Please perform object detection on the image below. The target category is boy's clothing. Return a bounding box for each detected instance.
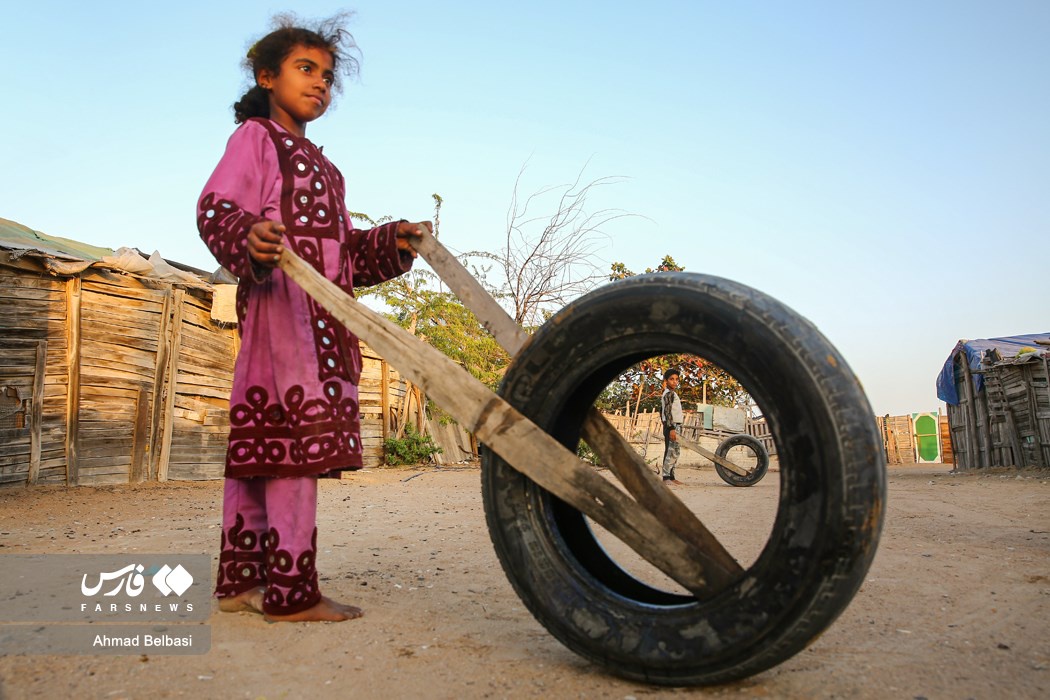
[661,387,684,480]
[661,387,684,426]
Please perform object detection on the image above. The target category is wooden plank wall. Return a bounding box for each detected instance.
[982,357,1049,468]
[75,276,168,485]
[359,345,409,468]
[0,343,36,484]
[1,263,428,483]
[164,292,238,480]
[939,414,954,464]
[947,352,1048,470]
[0,271,68,485]
[876,415,918,465]
[946,355,989,470]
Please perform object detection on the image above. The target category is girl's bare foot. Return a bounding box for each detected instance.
[264,596,363,623]
[217,586,265,614]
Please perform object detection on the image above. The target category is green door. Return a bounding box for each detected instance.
[912,413,941,463]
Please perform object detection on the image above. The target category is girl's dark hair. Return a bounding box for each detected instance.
[233,12,360,124]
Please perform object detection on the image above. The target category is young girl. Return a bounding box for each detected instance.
[198,15,430,622]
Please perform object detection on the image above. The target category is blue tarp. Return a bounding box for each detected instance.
[936,332,1050,406]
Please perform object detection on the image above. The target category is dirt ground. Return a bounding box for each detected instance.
[0,460,1048,700]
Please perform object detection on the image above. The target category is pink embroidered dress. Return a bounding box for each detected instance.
[198,117,412,479]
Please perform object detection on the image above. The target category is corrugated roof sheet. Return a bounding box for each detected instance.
[0,217,114,261]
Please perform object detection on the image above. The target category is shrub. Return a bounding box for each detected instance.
[577,440,601,467]
[383,424,443,466]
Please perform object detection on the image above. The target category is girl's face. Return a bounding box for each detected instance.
[258,44,335,137]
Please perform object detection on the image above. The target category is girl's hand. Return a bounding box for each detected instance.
[248,220,286,267]
[395,221,433,258]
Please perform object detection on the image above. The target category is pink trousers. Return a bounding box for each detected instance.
[215,476,322,615]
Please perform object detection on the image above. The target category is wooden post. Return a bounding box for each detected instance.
[129,387,150,482]
[148,290,175,479]
[380,359,390,441]
[1042,354,1050,467]
[960,357,981,469]
[394,381,411,440]
[630,382,645,439]
[156,289,185,482]
[1024,364,1044,468]
[26,340,46,484]
[415,386,425,432]
[64,277,82,486]
[640,414,652,462]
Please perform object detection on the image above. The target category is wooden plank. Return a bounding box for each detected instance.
[80,344,160,374]
[157,289,185,481]
[65,277,81,485]
[147,290,174,480]
[71,427,136,442]
[0,442,31,460]
[165,464,224,481]
[676,434,750,476]
[172,381,232,400]
[0,294,61,310]
[0,347,42,363]
[167,446,229,461]
[0,274,65,292]
[129,387,150,482]
[279,245,741,595]
[0,286,63,301]
[74,384,142,400]
[175,358,235,379]
[27,340,46,484]
[76,455,132,470]
[178,334,236,362]
[77,473,131,486]
[410,228,528,354]
[408,228,741,581]
[171,432,229,447]
[77,316,162,347]
[77,445,135,462]
[79,304,163,329]
[0,304,65,321]
[82,280,168,304]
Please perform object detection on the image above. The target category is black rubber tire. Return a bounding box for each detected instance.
[480,272,885,686]
[713,434,770,487]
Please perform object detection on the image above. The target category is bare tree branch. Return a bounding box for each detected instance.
[464,163,639,327]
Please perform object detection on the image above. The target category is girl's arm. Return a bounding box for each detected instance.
[197,122,282,280]
[347,220,429,288]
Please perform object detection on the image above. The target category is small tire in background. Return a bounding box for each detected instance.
[713,433,769,486]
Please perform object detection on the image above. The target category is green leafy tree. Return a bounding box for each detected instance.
[355,195,511,391]
[598,256,749,412]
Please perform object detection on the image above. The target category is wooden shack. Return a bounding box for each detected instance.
[0,218,432,487]
[876,412,952,465]
[937,334,1050,469]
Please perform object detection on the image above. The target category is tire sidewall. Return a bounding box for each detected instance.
[482,273,885,684]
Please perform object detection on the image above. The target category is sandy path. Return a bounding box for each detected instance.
[0,463,1047,699]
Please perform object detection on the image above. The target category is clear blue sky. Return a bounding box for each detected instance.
[2,1,1047,417]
